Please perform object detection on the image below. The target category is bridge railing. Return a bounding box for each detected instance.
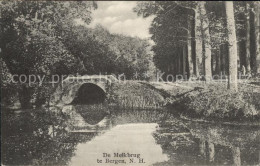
[62,75,119,85]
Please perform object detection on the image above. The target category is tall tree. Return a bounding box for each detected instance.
[198,1,212,80]
[254,2,260,74]
[245,3,251,74]
[134,2,200,79]
[225,1,238,91]
[195,6,203,77]
[187,18,194,77]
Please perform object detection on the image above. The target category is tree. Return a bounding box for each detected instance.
[187,18,194,77]
[195,6,203,77]
[134,2,215,80]
[225,1,238,91]
[134,2,190,78]
[198,2,212,80]
[254,2,260,74]
[0,1,97,108]
[245,3,251,74]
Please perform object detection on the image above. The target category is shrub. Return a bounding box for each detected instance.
[168,83,260,121]
[109,81,164,109]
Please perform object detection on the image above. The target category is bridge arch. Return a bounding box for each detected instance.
[72,83,106,104]
[50,75,117,106]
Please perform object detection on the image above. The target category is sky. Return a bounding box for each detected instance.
[87,1,154,39]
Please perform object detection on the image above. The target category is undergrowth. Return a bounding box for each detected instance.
[166,82,260,122]
[108,81,164,109]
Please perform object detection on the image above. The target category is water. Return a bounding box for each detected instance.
[2,105,260,166]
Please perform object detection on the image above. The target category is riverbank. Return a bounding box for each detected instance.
[109,81,165,109]
[3,79,260,124]
[145,81,260,124]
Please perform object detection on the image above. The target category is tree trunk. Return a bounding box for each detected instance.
[225,42,230,76]
[245,3,251,74]
[188,46,194,78]
[198,2,212,81]
[199,140,206,156]
[216,49,221,75]
[178,48,182,74]
[212,52,215,75]
[220,44,225,76]
[208,142,215,162]
[225,1,238,91]
[195,7,203,77]
[174,55,177,76]
[254,2,260,74]
[232,146,241,166]
[237,42,242,71]
[183,45,187,77]
[191,13,198,78]
[188,20,194,78]
[238,41,244,72]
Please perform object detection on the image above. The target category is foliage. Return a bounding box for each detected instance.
[61,25,118,75]
[167,83,260,121]
[109,81,164,109]
[60,24,155,78]
[0,1,155,108]
[0,1,97,108]
[0,1,96,75]
[134,1,259,78]
[90,25,156,79]
[0,57,19,106]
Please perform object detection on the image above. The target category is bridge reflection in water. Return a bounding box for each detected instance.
[2,105,260,166]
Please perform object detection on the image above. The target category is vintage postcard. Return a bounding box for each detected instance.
[1,1,260,166]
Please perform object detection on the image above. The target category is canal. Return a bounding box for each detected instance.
[1,105,259,165]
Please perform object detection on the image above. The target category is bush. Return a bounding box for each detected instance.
[168,83,260,121]
[109,81,164,109]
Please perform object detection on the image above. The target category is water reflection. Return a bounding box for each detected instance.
[1,108,78,165]
[69,123,168,166]
[153,119,260,166]
[62,105,111,132]
[1,106,260,166]
[184,121,260,165]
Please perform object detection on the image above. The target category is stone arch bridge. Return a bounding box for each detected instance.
[50,75,118,106]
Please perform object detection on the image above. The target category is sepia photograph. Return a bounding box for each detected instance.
[0,1,260,165]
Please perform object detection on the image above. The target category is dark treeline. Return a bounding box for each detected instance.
[134,1,260,85]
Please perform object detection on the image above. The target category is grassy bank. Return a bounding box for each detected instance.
[162,82,260,123]
[108,81,165,109]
